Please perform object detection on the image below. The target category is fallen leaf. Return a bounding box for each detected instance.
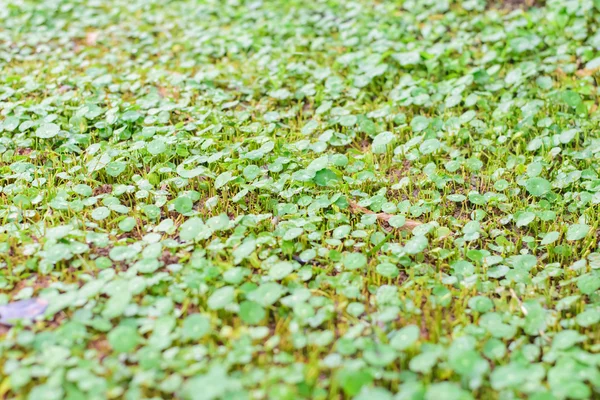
[86,31,100,46]
[575,69,599,77]
[348,200,421,231]
[0,298,49,326]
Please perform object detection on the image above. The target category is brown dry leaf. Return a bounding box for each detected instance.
[575,68,599,77]
[555,67,566,80]
[88,337,111,360]
[86,31,99,46]
[348,200,421,231]
[158,86,169,98]
[15,148,32,156]
[93,184,112,196]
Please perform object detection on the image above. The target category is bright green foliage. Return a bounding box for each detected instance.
[1,0,600,399]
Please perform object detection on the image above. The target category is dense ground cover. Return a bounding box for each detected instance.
[1,0,600,398]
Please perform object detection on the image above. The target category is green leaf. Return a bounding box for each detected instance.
[313,168,339,186]
[337,369,373,397]
[404,235,428,255]
[147,139,166,155]
[247,282,283,306]
[541,231,559,245]
[181,365,240,400]
[425,383,473,400]
[525,177,551,196]
[243,165,261,180]
[214,171,234,189]
[452,260,475,276]
[239,301,265,324]
[182,314,211,340]
[419,139,440,155]
[283,227,303,241]
[372,131,395,153]
[575,309,600,327]
[105,161,127,177]
[409,351,439,373]
[179,217,205,241]
[376,262,399,278]
[563,90,582,108]
[390,325,420,351]
[388,215,406,228]
[468,296,494,313]
[523,301,547,336]
[515,211,535,227]
[207,286,235,310]
[586,57,600,70]
[174,196,193,214]
[342,252,367,270]
[91,206,110,221]
[411,116,429,132]
[491,364,526,390]
[551,330,585,351]
[108,325,140,353]
[566,224,589,241]
[355,387,393,400]
[269,261,293,280]
[36,123,60,138]
[577,273,600,295]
